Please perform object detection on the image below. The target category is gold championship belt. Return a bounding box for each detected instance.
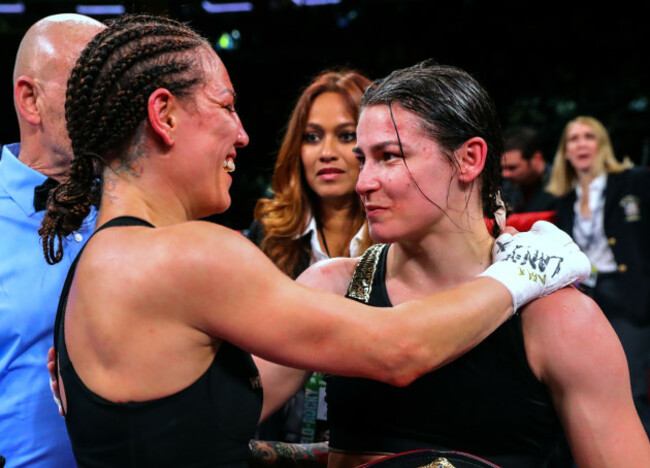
[359,449,501,468]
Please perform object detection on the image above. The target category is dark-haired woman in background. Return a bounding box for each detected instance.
[41,15,590,467]
[248,70,372,277]
[247,70,372,444]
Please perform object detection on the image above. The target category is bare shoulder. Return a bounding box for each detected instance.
[156,220,281,285]
[521,287,625,383]
[296,257,359,296]
[146,220,264,270]
[521,286,604,334]
[80,219,273,308]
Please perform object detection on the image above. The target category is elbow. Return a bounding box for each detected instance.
[384,371,418,388]
[378,339,443,387]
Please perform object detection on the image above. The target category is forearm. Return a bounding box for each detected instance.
[248,440,329,468]
[254,356,309,421]
[249,276,513,388]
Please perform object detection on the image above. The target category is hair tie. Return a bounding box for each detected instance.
[494,191,506,232]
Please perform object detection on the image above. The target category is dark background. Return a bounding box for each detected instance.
[1,0,648,229]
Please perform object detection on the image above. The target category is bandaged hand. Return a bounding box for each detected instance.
[479,221,590,312]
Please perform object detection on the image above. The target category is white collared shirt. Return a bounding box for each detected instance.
[300,215,366,265]
[572,174,617,272]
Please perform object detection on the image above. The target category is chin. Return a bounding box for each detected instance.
[368,226,399,244]
[197,198,231,219]
[215,198,232,214]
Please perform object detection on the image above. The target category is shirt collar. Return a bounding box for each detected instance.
[575,173,607,198]
[0,143,47,217]
[299,213,367,261]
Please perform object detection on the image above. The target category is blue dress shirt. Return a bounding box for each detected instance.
[0,143,96,467]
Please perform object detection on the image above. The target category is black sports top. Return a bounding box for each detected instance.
[326,244,562,468]
[54,216,263,467]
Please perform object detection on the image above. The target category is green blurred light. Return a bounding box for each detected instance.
[217,32,234,50]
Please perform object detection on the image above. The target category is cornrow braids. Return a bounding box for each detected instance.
[40,14,209,264]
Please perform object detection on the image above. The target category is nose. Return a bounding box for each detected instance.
[355,161,379,197]
[234,113,249,148]
[319,136,339,162]
[501,167,510,179]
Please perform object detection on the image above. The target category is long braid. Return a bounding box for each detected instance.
[39,14,208,264]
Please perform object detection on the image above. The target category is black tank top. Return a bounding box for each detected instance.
[54,216,263,467]
[326,244,562,468]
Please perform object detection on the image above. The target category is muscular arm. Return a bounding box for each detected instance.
[523,288,650,467]
[173,222,514,387]
[145,220,517,388]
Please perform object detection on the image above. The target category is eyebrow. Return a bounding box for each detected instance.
[353,140,401,155]
[219,88,237,101]
[305,122,356,131]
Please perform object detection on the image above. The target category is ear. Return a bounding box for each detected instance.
[147,88,177,146]
[456,136,487,183]
[528,151,546,174]
[14,76,41,125]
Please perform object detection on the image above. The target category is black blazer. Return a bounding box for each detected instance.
[555,168,650,325]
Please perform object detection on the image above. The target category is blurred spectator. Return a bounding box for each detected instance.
[501,126,557,213]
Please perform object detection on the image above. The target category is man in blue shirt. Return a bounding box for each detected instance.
[0,14,104,467]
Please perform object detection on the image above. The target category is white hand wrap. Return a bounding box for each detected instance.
[479,221,591,312]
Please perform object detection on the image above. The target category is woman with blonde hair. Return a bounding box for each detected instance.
[548,115,650,438]
[546,116,630,197]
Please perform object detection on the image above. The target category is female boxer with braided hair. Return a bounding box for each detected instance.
[40,15,589,467]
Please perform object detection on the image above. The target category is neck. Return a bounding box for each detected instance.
[315,196,362,258]
[388,211,494,299]
[96,164,191,228]
[576,169,597,187]
[17,138,70,183]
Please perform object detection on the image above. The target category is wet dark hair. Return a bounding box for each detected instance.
[39,14,209,264]
[361,59,504,236]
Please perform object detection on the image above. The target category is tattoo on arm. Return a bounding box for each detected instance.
[248,440,329,468]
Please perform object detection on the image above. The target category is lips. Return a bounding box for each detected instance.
[363,203,386,216]
[317,167,344,176]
